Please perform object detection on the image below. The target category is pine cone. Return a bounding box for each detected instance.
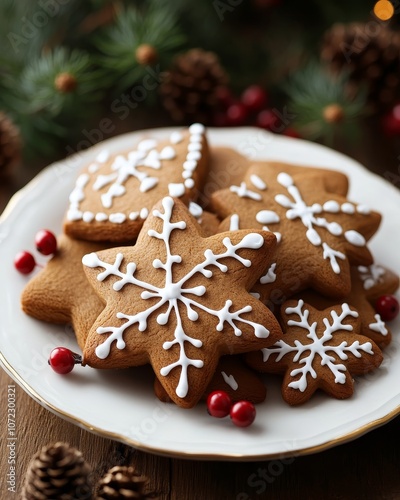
[160,48,228,124]
[0,111,21,178]
[321,23,400,110]
[22,442,92,500]
[96,465,158,500]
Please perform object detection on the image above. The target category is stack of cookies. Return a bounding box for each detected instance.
[21,125,399,409]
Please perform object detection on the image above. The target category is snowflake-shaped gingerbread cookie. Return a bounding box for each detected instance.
[212,165,381,301]
[64,124,209,242]
[82,196,282,408]
[246,299,383,405]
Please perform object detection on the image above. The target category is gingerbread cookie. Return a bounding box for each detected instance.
[246,299,383,405]
[64,124,209,242]
[82,196,282,408]
[212,165,381,301]
[294,264,399,348]
[154,355,267,404]
[21,235,110,350]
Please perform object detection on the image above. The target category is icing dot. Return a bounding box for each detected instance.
[140,208,149,219]
[96,150,110,163]
[323,200,340,213]
[277,172,293,188]
[256,210,280,225]
[95,213,108,222]
[189,123,205,134]
[170,131,183,144]
[109,213,126,224]
[129,212,139,220]
[345,230,365,246]
[182,170,192,179]
[190,134,203,143]
[184,178,195,188]
[229,214,240,231]
[183,160,197,171]
[160,146,176,160]
[250,174,267,190]
[88,163,99,173]
[357,204,371,214]
[187,150,202,161]
[188,142,202,152]
[66,209,82,221]
[137,139,158,152]
[83,211,95,223]
[168,183,186,197]
[189,202,203,218]
[341,202,355,214]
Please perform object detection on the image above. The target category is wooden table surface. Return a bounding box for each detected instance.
[1,131,400,500]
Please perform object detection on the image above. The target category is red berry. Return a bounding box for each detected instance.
[226,102,248,126]
[215,86,235,109]
[375,295,399,321]
[14,251,36,274]
[207,390,232,418]
[382,104,400,136]
[241,85,268,111]
[35,229,57,255]
[256,109,280,132]
[48,347,81,374]
[283,127,301,139]
[230,400,256,427]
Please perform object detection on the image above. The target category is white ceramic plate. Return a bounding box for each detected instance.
[1,128,399,461]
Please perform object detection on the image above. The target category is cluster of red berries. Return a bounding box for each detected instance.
[48,347,82,374]
[212,84,300,138]
[14,229,58,274]
[206,390,256,427]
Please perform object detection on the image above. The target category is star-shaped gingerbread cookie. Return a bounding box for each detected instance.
[246,299,383,405]
[82,196,282,408]
[212,165,381,301]
[64,124,209,242]
[21,235,112,350]
[294,264,399,348]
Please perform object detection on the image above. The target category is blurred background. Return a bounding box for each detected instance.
[1,0,400,207]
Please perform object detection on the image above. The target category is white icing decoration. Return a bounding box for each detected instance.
[137,139,158,152]
[82,197,269,399]
[369,314,388,336]
[250,292,260,299]
[88,163,99,173]
[230,183,262,201]
[357,204,370,214]
[183,160,197,171]
[129,212,139,221]
[250,174,267,191]
[323,200,340,213]
[261,300,373,392]
[221,371,239,390]
[160,146,176,160]
[140,208,148,219]
[189,123,205,134]
[69,174,89,204]
[189,202,203,219]
[358,264,385,290]
[83,211,95,223]
[273,172,370,273]
[344,230,365,246]
[170,131,183,144]
[260,263,277,284]
[229,214,240,231]
[96,150,110,163]
[109,213,126,224]
[140,177,158,193]
[182,171,192,179]
[256,210,280,225]
[187,150,201,161]
[168,183,186,197]
[184,179,195,188]
[95,213,108,222]
[341,202,355,214]
[190,134,203,143]
[188,142,202,152]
